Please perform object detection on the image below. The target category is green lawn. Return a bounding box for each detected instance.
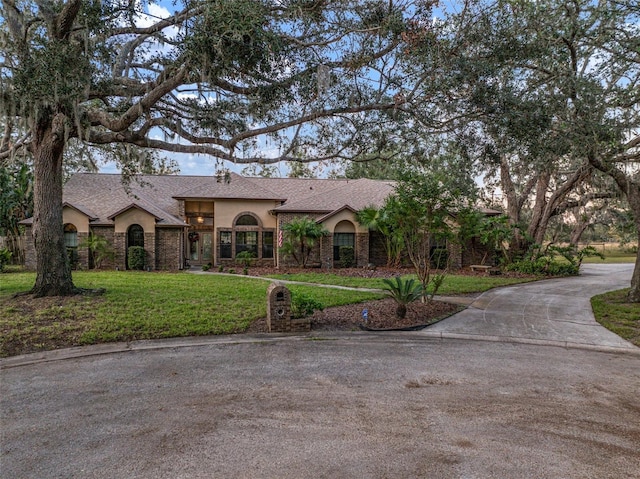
[0,271,381,357]
[591,289,640,347]
[265,272,535,295]
[581,245,637,263]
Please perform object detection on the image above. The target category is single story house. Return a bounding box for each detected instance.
[21,172,498,271]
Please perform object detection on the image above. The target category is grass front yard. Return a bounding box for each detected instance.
[591,289,640,347]
[0,271,382,357]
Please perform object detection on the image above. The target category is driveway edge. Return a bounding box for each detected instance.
[2,330,639,369]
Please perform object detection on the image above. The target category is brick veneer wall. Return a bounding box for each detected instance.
[355,233,369,267]
[368,231,387,266]
[76,232,89,268]
[459,238,495,267]
[156,228,182,270]
[113,232,127,270]
[23,227,35,270]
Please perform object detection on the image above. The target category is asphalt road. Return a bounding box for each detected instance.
[2,336,639,479]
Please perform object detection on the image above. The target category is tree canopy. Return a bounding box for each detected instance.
[0,0,418,296]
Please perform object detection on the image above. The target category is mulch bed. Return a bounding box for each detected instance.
[246,297,464,333]
[245,266,479,332]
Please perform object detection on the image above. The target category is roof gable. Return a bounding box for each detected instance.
[107,203,162,221]
[315,205,358,224]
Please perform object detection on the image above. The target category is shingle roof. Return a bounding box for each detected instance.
[173,172,285,200]
[271,178,396,213]
[59,174,396,227]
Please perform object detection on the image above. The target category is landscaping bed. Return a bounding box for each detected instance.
[247,296,464,333]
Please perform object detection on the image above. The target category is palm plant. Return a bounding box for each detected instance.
[381,276,423,319]
[356,202,404,267]
[80,233,115,269]
[281,217,328,268]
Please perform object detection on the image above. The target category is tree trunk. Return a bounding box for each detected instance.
[588,154,640,302]
[629,230,640,303]
[30,114,77,297]
[569,222,589,247]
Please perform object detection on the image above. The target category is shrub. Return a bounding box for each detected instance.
[202,263,211,271]
[236,250,255,268]
[339,246,355,268]
[218,265,225,272]
[382,276,423,319]
[505,245,604,277]
[0,248,12,272]
[291,292,324,319]
[127,246,145,270]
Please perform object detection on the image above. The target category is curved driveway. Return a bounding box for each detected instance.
[1,264,639,478]
[427,263,637,351]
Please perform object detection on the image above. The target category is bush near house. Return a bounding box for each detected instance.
[339,246,355,268]
[127,246,145,270]
[0,248,12,272]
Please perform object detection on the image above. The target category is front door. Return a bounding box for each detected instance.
[189,232,212,265]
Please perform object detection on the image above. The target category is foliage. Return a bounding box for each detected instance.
[127,246,145,271]
[79,234,115,269]
[0,248,12,272]
[202,264,211,271]
[388,153,477,300]
[0,0,415,296]
[281,217,328,268]
[430,248,448,270]
[356,201,404,267]
[291,292,325,319]
[382,276,423,318]
[504,245,604,277]
[458,212,514,265]
[235,251,255,268]
[0,163,33,264]
[339,246,355,268]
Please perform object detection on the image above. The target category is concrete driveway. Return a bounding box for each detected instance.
[427,263,637,351]
[1,264,639,478]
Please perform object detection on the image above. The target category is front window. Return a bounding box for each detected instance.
[262,231,274,259]
[63,224,78,248]
[333,233,355,260]
[64,224,78,267]
[236,231,258,256]
[128,224,144,248]
[220,231,232,258]
[236,214,258,226]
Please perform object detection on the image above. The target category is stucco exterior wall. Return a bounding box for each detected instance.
[62,208,90,233]
[321,211,367,234]
[113,209,156,233]
[214,200,278,228]
[156,228,183,270]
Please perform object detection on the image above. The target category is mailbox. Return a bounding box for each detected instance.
[266,283,292,332]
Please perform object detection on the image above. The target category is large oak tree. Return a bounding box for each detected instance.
[402,0,640,301]
[0,0,414,296]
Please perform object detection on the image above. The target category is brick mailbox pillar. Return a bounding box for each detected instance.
[266,283,310,333]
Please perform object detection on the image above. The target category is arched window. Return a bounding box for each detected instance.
[63,224,78,248]
[333,220,355,264]
[236,214,258,226]
[64,224,78,267]
[219,213,274,261]
[127,224,144,248]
